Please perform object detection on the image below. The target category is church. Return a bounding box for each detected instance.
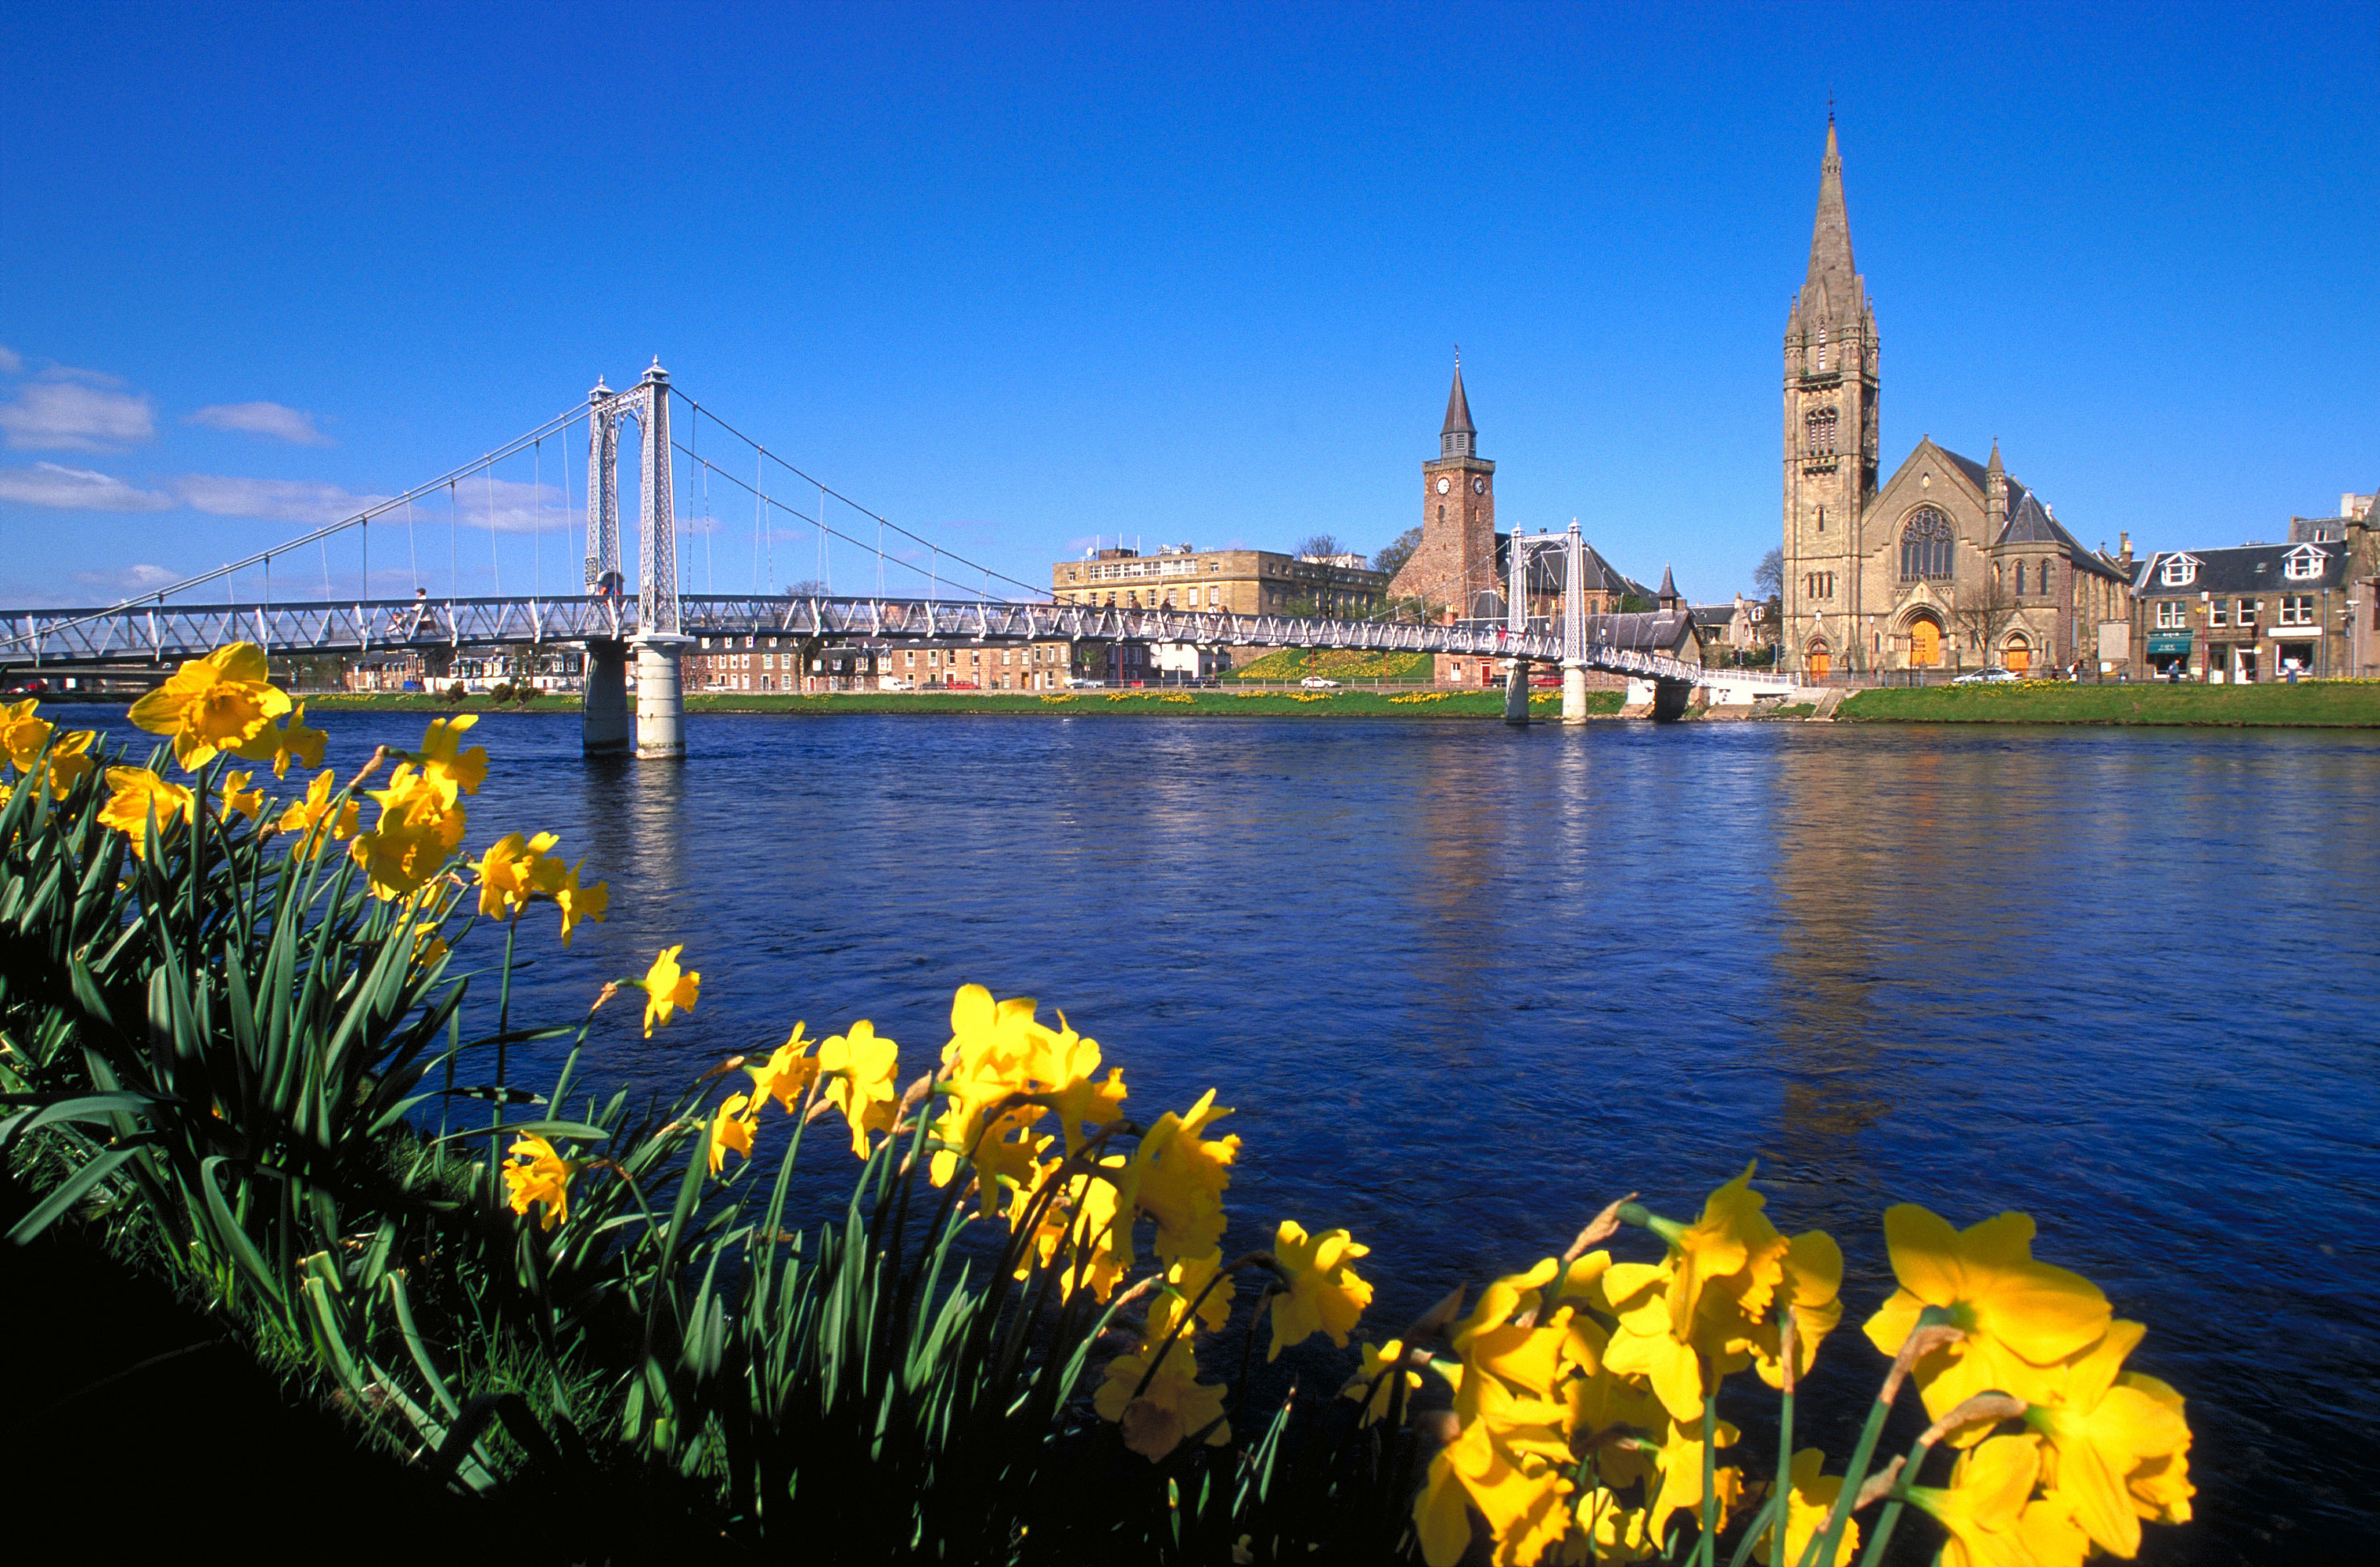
[1780,121,2133,678]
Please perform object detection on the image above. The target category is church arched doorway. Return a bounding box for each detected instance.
[2003,634,2032,674]
[1804,639,1831,680]
[1907,615,1943,668]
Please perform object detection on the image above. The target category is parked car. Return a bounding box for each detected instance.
[1952,666,2020,685]
[1300,675,1341,689]
[1066,677,1105,689]
[946,680,979,691]
[879,677,915,691]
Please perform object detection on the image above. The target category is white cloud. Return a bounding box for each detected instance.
[71,563,180,595]
[187,401,331,445]
[0,345,21,374]
[0,381,156,450]
[0,461,172,511]
[448,476,568,533]
[172,474,389,526]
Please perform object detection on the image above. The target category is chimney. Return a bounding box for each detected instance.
[2118,531,2133,566]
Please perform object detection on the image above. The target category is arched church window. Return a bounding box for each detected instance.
[1900,509,1955,581]
[2016,560,2026,595]
[1805,407,1838,457]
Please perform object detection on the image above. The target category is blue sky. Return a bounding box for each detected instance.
[2,2,2373,607]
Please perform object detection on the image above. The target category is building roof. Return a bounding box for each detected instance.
[1442,360,1475,436]
[1993,486,2131,581]
[1688,603,1739,628]
[2135,542,2352,596]
[1790,120,1867,330]
[1585,609,1701,658]
[1940,446,1993,494]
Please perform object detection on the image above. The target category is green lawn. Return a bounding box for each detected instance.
[1836,680,2380,727]
[1220,646,1435,683]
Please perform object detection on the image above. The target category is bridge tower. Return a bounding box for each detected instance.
[581,360,691,759]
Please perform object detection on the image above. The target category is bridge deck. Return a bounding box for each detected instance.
[0,594,1783,691]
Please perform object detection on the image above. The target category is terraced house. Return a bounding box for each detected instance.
[2131,541,2356,682]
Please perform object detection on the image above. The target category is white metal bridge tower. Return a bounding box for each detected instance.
[581,360,689,758]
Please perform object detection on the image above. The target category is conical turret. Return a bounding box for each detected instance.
[1440,353,1476,458]
[1790,120,1867,334]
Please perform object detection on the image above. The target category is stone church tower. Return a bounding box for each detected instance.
[1389,356,1497,616]
[1780,119,1880,676]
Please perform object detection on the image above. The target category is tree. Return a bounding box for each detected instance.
[1754,547,1784,599]
[1294,534,1343,561]
[783,581,830,690]
[1373,526,1422,581]
[1952,560,2022,670]
[1293,534,1351,620]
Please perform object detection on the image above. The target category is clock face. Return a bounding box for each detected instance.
[1473,477,1487,495]
[1435,476,1450,494]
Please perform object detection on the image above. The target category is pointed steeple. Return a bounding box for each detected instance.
[1439,351,1477,458]
[1792,119,1864,330]
[1658,564,1680,611]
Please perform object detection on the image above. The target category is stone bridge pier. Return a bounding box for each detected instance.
[583,639,631,756]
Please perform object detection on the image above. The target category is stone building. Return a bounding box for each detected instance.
[1051,544,1386,619]
[1778,121,2133,678]
[1387,357,1498,617]
[2130,541,2355,681]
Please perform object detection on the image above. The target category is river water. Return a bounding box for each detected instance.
[79,706,2380,1560]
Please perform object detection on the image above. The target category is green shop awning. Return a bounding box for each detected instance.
[2145,632,2193,655]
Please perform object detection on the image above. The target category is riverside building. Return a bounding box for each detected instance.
[2130,542,2356,682]
[1051,544,1388,619]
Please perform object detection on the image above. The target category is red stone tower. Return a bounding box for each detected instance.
[1390,355,1498,618]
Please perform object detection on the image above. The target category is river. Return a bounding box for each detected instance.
[77,706,2380,1561]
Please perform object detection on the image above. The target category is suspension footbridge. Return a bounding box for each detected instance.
[0,364,1789,751]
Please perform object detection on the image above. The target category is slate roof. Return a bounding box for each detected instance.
[1442,364,1475,436]
[2136,543,2352,597]
[1583,609,1700,658]
[1689,603,1740,628]
[1940,447,1993,494]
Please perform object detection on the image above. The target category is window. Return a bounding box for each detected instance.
[2237,598,2259,628]
[2278,594,2315,627]
[1805,407,1838,458]
[2016,561,2026,595]
[2284,546,2326,581]
[2155,601,2185,629]
[1802,572,1834,600]
[2209,600,2227,627]
[2160,556,2197,587]
[1900,509,1955,581]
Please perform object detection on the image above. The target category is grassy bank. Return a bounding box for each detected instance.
[1220,647,1434,683]
[298,688,1629,718]
[1837,679,2380,727]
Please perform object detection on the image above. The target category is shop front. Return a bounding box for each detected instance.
[2144,631,2191,679]
[2271,633,2319,678]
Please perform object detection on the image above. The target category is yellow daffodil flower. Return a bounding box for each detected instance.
[2024,1320,2193,1557]
[1267,1220,1373,1360]
[553,858,607,947]
[638,945,700,1037]
[1012,1153,1128,1301]
[501,1134,579,1229]
[275,768,359,858]
[2114,1372,2193,1526]
[127,642,292,770]
[2013,1492,2093,1567]
[1756,1448,1858,1567]
[234,701,327,777]
[2,705,98,798]
[1413,1384,1575,1567]
[1573,1487,1660,1564]
[1339,1339,1423,1427]
[745,1023,820,1113]
[1863,1206,2112,1430]
[1113,1088,1239,1265]
[1092,1335,1230,1461]
[708,1091,760,1176]
[1156,1248,1238,1339]
[0,699,48,769]
[1641,1411,1743,1547]
[473,830,565,918]
[219,769,265,823]
[1905,1434,2045,1567]
[97,767,197,859]
[818,1019,899,1158]
[416,713,488,796]
[347,763,467,900]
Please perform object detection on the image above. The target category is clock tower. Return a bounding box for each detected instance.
[1390,354,1498,617]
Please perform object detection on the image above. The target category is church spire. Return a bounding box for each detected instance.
[1440,351,1476,458]
[1793,120,1864,329]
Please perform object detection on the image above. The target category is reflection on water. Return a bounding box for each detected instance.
[63,707,2380,1558]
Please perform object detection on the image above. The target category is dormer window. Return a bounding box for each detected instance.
[2284,544,2326,581]
[2159,555,2199,587]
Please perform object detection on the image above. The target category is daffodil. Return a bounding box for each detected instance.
[473,830,565,918]
[2114,1372,2193,1526]
[1013,1153,1128,1300]
[501,1134,580,1229]
[235,701,327,777]
[553,858,607,947]
[275,768,359,858]
[2,705,96,797]
[708,1091,759,1175]
[417,713,488,795]
[1642,1411,1744,1547]
[219,769,265,823]
[745,1023,820,1113]
[1267,1220,1373,1360]
[1756,1448,1858,1567]
[347,763,467,900]
[1904,1434,2044,1567]
[127,642,291,769]
[1413,1380,1575,1567]
[1339,1339,1424,1427]
[818,1019,899,1158]
[97,767,196,859]
[1159,1248,1238,1337]
[1113,1088,1239,1264]
[637,945,700,1037]
[1092,1333,1231,1462]
[0,699,48,769]
[1863,1206,2112,1429]
[1573,1487,1660,1564]
[2024,1320,2193,1557]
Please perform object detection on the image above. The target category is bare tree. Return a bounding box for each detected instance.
[1754,547,1784,599]
[1373,526,1422,581]
[1293,534,1352,619]
[1952,561,2022,670]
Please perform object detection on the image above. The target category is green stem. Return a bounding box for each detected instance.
[1853,1428,1944,1567]
[1773,1314,1796,1567]
[1699,1377,1718,1567]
